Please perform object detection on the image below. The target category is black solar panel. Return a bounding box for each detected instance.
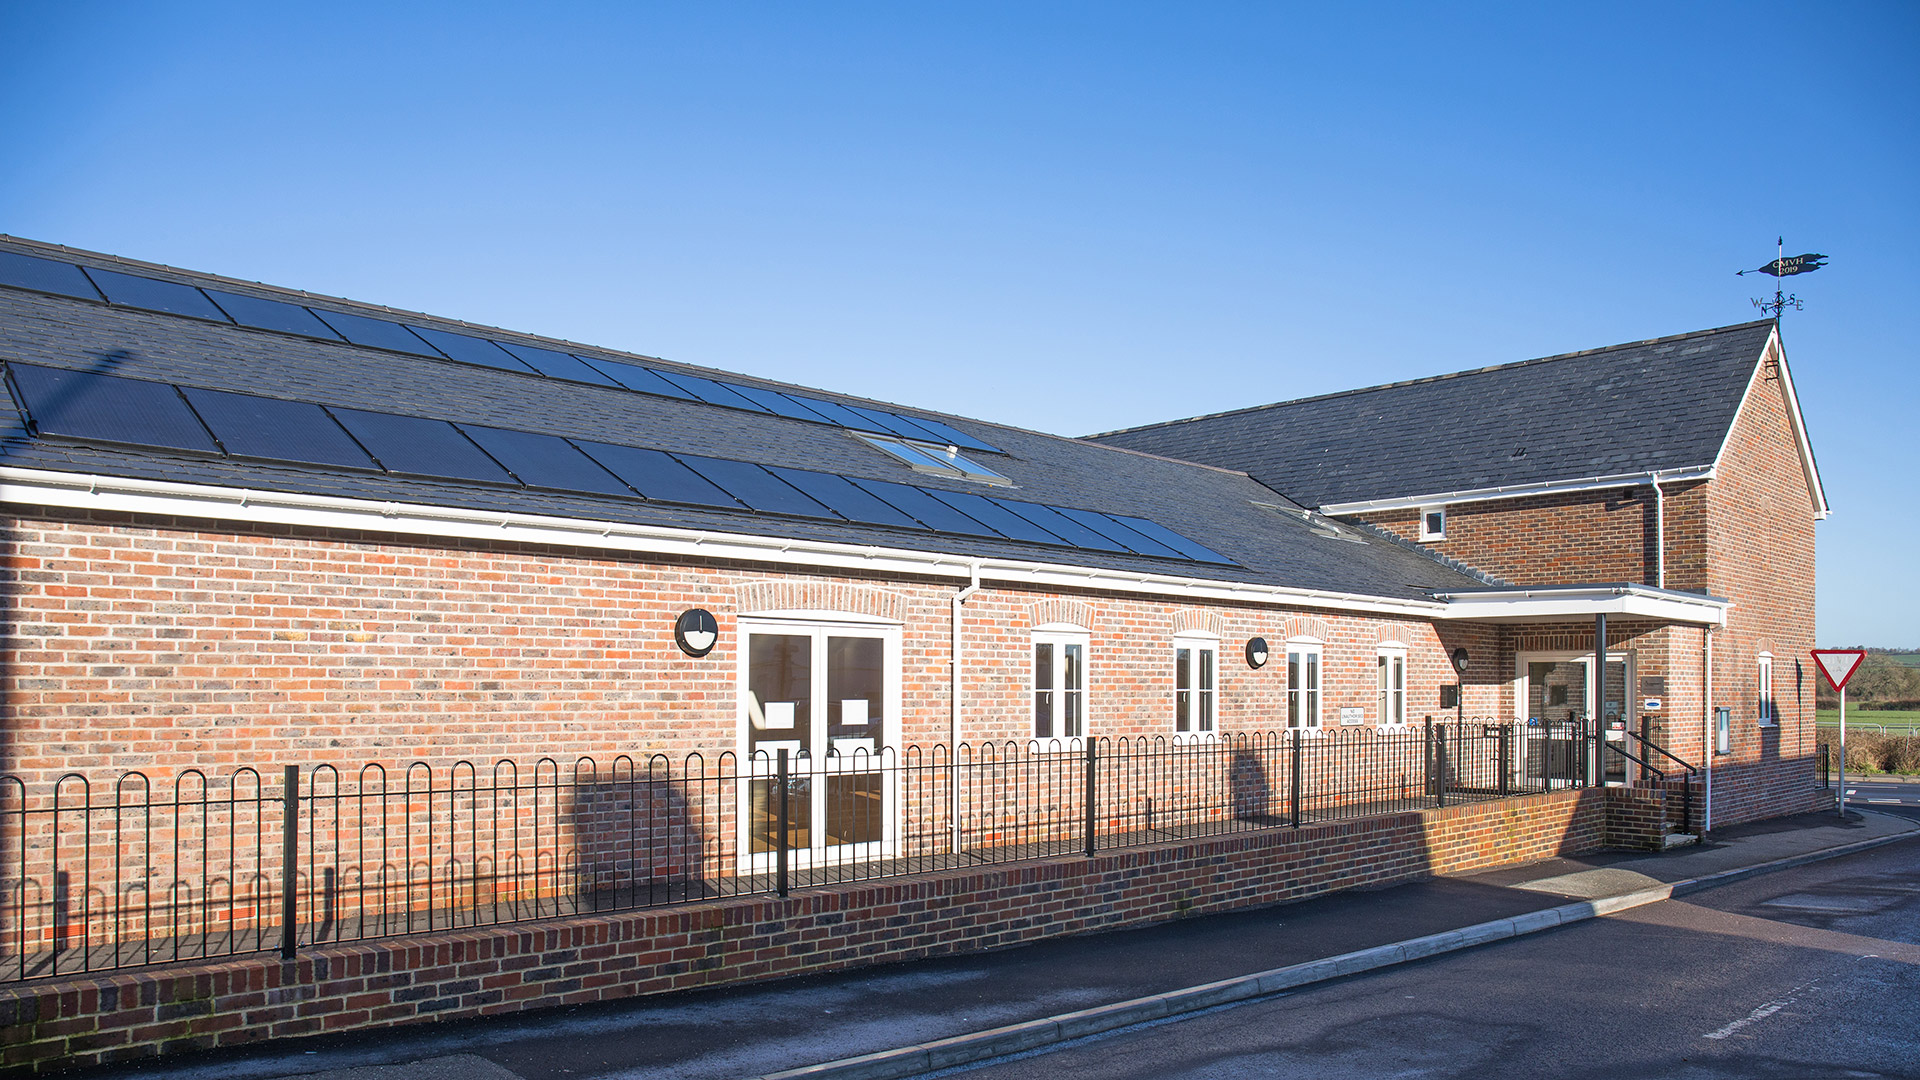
[203,290,342,340]
[327,407,515,484]
[9,363,218,453]
[181,387,377,469]
[765,468,927,529]
[1050,507,1187,559]
[459,425,633,496]
[312,311,443,357]
[653,371,771,413]
[779,395,876,432]
[573,440,741,508]
[726,385,834,423]
[893,415,1002,455]
[493,343,622,387]
[923,490,1064,545]
[675,455,831,516]
[407,327,535,373]
[846,405,942,441]
[0,252,102,300]
[583,360,700,400]
[849,479,998,535]
[82,268,230,322]
[995,500,1129,552]
[1106,513,1234,564]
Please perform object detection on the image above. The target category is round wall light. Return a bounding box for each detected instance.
[1246,637,1270,669]
[675,608,719,657]
[1450,647,1471,675]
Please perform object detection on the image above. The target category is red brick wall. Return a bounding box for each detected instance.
[1703,348,1821,825]
[0,787,1611,1072]
[0,508,1496,793]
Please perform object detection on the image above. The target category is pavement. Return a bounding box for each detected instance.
[95,800,1920,1080]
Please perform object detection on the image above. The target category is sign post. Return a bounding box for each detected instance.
[1811,649,1868,819]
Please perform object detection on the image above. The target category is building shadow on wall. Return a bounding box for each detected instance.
[567,755,718,911]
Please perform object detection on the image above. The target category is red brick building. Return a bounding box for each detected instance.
[0,237,1823,854]
[1093,319,1828,828]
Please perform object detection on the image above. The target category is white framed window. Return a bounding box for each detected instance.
[1033,625,1089,744]
[1287,639,1322,729]
[857,432,1009,484]
[1377,647,1406,726]
[1174,633,1219,738]
[737,612,902,871]
[1757,653,1776,726]
[1419,506,1447,542]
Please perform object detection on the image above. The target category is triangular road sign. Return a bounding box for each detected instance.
[1810,649,1867,692]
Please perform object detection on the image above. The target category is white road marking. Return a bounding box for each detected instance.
[1703,976,1824,1041]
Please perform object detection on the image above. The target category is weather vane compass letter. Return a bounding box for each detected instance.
[1738,237,1827,317]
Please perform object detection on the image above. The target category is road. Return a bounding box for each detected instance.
[1847,776,1920,819]
[938,834,1920,1080]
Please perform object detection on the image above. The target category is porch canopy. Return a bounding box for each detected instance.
[1429,582,1728,625]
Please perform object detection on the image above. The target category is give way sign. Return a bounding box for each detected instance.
[1810,649,1867,692]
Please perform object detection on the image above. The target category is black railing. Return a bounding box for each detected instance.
[0,721,1594,982]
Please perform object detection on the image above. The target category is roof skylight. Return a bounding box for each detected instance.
[857,432,1009,484]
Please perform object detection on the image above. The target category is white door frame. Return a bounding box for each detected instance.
[737,612,903,873]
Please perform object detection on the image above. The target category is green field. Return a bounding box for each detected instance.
[1816,708,1920,735]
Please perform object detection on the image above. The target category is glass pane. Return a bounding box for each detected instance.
[1199,688,1213,731]
[748,634,811,755]
[1176,690,1190,732]
[1034,643,1053,738]
[1064,690,1082,738]
[748,774,812,855]
[1175,648,1191,691]
[1199,648,1214,692]
[827,636,884,745]
[1379,656,1389,692]
[825,772,882,846]
[1063,643,1083,691]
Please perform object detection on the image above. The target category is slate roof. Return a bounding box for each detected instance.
[0,236,1490,604]
[1086,322,1777,510]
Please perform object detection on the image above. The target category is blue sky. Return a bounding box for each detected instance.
[2,2,1914,645]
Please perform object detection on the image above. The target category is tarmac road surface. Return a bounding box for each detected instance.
[937,834,1920,1080]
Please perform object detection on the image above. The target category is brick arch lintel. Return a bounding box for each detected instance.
[735,581,909,623]
[1030,599,1094,631]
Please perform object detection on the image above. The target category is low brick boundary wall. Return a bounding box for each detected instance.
[0,789,1610,1072]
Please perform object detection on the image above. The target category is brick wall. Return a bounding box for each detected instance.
[0,787,1610,1072]
[0,508,1502,793]
[1702,347,1821,825]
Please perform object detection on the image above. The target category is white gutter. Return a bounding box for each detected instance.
[1319,467,1716,517]
[0,465,1451,618]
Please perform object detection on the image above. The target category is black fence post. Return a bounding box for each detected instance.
[1498,723,1512,797]
[1083,739,1099,858]
[776,748,790,898]
[1289,729,1302,829]
[1435,731,1449,809]
[281,765,298,960]
[1423,717,1435,802]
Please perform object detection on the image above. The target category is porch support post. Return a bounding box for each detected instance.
[1594,612,1608,787]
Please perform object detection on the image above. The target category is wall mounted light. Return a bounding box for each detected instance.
[1450,647,1471,675]
[1246,637,1269,669]
[675,608,718,657]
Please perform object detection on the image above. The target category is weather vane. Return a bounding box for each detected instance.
[1738,237,1827,317]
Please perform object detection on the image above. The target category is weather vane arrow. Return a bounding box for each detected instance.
[1741,237,1827,317]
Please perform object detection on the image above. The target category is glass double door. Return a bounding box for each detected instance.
[1521,653,1632,785]
[742,622,897,868]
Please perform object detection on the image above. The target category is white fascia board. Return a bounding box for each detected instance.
[1432,587,1729,626]
[0,466,1449,619]
[1709,328,1829,521]
[1317,467,1717,517]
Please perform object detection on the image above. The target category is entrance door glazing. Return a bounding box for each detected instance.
[743,622,896,867]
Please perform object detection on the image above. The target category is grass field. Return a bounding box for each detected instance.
[1817,708,1920,735]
